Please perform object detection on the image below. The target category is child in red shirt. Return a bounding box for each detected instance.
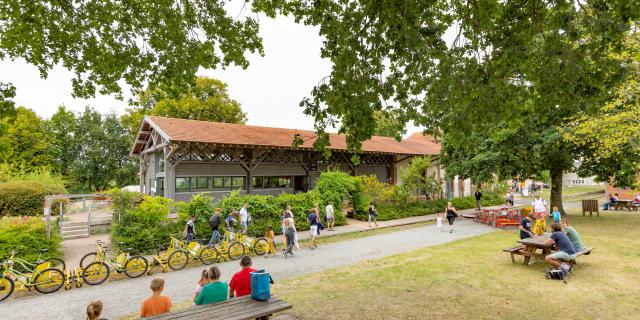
[229,256,256,298]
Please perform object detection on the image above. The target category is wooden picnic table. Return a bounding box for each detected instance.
[148,295,292,320]
[515,234,554,265]
[611,200,638,211]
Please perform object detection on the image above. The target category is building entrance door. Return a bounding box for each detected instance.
[294,176,305,193]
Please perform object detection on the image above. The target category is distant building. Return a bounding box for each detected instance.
[562,173,603,187]
[131,116,444,202]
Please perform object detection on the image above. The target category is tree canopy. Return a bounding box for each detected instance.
[0,1,263,98]
[122,76,247,136]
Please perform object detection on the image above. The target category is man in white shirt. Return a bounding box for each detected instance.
[239,203,249,234]
[325,202,335,231]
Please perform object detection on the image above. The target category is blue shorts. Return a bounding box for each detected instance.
[550,251,575,261]
[241,221,248,230]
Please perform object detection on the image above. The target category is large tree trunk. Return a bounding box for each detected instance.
[550,166,565,215]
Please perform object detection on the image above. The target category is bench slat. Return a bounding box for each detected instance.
[503,245,524,253]
[149,296,291,320]
[170,301,291,320]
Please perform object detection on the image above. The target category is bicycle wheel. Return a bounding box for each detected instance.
[252,237,268,256]
[42,257,66,271]
[33,268,65,294]
[79,252,98,268]
[227,241,246,260]
[168,251,189,270]
[82,261,110,285]
[124,256,148,278]
[198,246,219,265]
[0,277,14,302]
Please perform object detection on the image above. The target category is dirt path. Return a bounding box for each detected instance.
[0,219,496,320]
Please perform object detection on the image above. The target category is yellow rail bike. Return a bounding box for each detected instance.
[80,240,149,285]
[231,233,269,258]
[160,235,219,271]
[0,250,65,302]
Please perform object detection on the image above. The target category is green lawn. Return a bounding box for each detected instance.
[274,210,640,320]
[525,185,604,201]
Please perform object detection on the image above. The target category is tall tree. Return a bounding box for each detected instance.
[2,107,53,168]
[46,106,79,176]
[0,83,16,159]
[0,1,263,98]
[259,1,639,213]
[373,110,405,140]
[123,76,247,136]
[566,32,640,188]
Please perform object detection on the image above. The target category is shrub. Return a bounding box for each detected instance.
[0,180,67,217]
[370,193,503,221]
[176,193,217,238]
[0,216,61,263]
[111,196,179,253]
[104,188,144,223]
[216,190,343,237]
[315,170,366,217]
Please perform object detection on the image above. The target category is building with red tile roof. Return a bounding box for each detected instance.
[132,116,442,201]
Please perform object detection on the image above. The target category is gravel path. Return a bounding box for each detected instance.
[0,220,496,320]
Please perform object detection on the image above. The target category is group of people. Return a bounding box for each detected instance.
[85,256,260,319]
[515,193,585,269]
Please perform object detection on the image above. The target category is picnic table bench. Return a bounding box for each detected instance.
[148,295,292,320]
[610,200,639,211]
[503,234,594,265]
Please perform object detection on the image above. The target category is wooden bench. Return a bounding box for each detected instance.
[567,247,594,265]
[149,295,292,320]
[581,199,599,217]
[503,244,525,263]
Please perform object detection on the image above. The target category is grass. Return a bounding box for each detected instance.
[525,185,604,201]
[274,210,640,320]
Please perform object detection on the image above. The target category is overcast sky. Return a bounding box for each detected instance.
[0,12,425,135]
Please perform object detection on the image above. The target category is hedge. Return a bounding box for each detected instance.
[367,193,503,221]
[111,196,180,254]
[216,190,347,238]
[0,181,67,217]
[0,216,62,264]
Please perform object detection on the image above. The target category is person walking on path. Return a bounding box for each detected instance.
[474,189,483,210]
[445,202,459,233]
[229,257,256,298]
[239,203,250,234]
[325,202,335,231]
[281,205,293,245]
[507,190,515,206]
[368,201,378,227]
[308,208,320,249]
[208,208,222,246]
[282,217,296,257]
[184,216,196,243]
[531,194,548,236]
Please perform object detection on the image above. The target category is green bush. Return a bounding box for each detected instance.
[0,216,62,263]
[371,193,503,221]
[0,180,67,216]
[104,188,144,222]
[314,170,366,217]
[216,190,344,238]
[176,193,217,238]
[111,196,179,254]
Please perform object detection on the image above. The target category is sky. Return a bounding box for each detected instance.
[0,12,426,135]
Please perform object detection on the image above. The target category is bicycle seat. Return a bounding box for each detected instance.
[38,249,48,253]
[117,242,126,246]
[122,248,135,253]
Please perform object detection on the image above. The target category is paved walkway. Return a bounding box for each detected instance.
[1,219,496,320]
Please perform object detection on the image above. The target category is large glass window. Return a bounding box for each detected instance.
[156,178,164,195]
[155,151,165,173]
[232,177,245,189]
[223,177,232,188]
[252,176,263,189]
[213,177,224,188]
[175,178,190,192]
[254,176,292,189]
[191,177,208,190]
